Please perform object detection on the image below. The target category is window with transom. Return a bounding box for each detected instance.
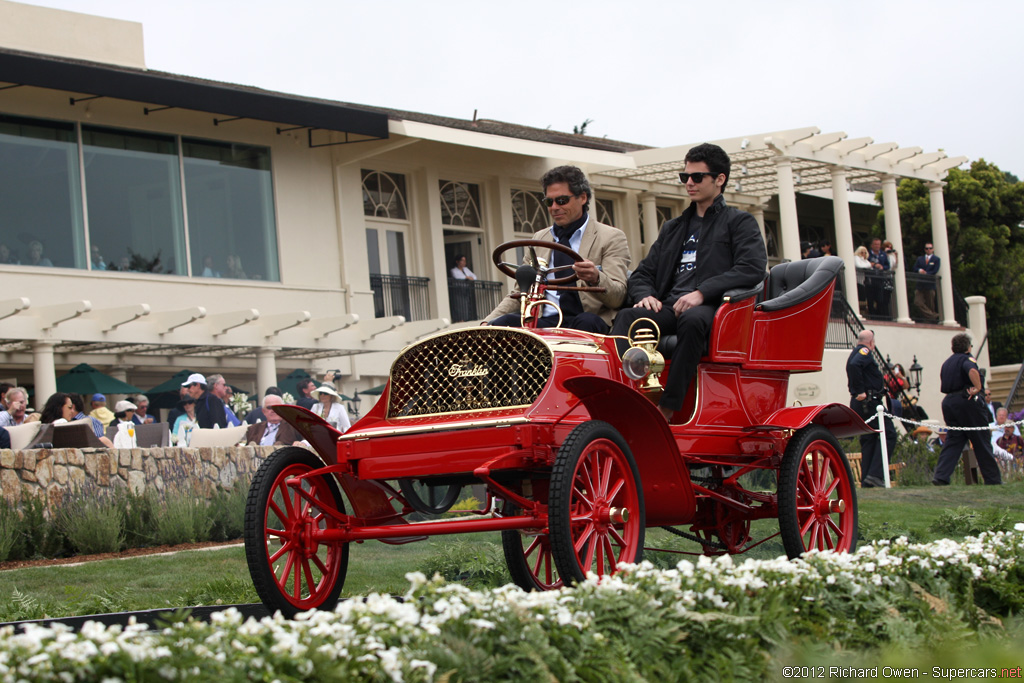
[439,180,482,227]
[510,189,549,234]
[361,170,408,219]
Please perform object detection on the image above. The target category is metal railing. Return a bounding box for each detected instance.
[826,289,861,350]
[447,278,504,323]
[903,272,943,324]
[370,274,431,322]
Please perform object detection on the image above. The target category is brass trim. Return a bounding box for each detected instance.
[339,416,530,441]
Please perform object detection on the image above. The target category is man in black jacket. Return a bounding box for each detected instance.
[611,143,767,421]
[182,372,228,430]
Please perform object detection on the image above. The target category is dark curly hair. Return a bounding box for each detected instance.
[541,166,592,211]
[951,333,972,354]
[40,392,72,424]
[684,143,732,192]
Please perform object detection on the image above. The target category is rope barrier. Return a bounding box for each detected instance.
[862,403,1020,489]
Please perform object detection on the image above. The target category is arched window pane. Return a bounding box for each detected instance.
[439,180,481,227]
[362,170,408,219]
[511,189,548,234]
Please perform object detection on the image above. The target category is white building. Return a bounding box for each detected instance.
[0,0,980,420]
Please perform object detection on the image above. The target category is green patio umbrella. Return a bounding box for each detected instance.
[279,368,313,397]
[56,363,143,395]
[361,383,387,395]
[146,369,197,395]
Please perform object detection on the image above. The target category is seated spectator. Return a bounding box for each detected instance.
[201,255,220,278]
[0,387,36,427]
[0,242,18,264]
[222,384,242,426]
[296,378,317,410]
[70,393,107,440]
[172,396,199,446]
[41,392,114,447]
[996,423,1024,460]
[90,393,115,428]
[310,384,352,434]
[113,400,137,424]
[245,386,283,424]
[166,386,190,427]
[131,394,155,425]
[26,240,53,267]
[225,254,247,279]
[0,381,12,413]
[245,395,301,446]
[0,426,9,449]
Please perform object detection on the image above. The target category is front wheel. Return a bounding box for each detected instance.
[244,447,349,617]
[777,426,858,558]
[549,421,645,584]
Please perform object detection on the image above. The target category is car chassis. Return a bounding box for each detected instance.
[244,241,871,616]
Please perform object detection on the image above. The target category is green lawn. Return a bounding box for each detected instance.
[3,482,1023,621]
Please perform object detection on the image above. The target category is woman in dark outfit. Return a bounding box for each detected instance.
[932,333,1002,485]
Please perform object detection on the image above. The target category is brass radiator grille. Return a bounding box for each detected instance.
[388,328,552,417]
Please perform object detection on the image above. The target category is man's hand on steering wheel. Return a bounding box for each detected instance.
[573,259,601,286]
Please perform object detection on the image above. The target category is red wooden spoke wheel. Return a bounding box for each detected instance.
[778,426,858,558]
[244,447,348,617]
[501,494,563,591]
[549,421,645,584]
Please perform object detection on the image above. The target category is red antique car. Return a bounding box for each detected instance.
[244,242,868,616]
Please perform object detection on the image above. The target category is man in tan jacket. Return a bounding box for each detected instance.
[483,165,629,333]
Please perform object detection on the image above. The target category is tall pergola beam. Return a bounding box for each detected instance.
[36,300,91,329]
[155,307,206,334]
[96,303,151,331]
[208,309,260,335]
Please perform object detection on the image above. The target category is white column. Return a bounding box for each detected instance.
[881,175,911,323]
[830,167,860,316]
[965,296,990,368]
[256,347,279,399]
[32,342,56,411]
[416,168,450,322]
[927,182,958,326]
[749,204,767,247]
[774,157,801,262]
[108,366,131,406]
[640,193,658,260]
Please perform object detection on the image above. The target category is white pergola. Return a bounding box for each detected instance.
[0,298,449,406]
[595,127,967,325]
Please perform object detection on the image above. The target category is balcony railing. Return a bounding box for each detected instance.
[447,278,504,323]
[370,274,430,322]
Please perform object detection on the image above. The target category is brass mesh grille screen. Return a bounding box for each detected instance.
[388,328,553,417]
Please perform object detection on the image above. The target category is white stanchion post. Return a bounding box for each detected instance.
[877,403,891,488]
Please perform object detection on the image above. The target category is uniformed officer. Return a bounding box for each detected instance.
[846,329,895,488]
[932,333,1002,485]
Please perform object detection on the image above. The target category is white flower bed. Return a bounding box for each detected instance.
[3,525,1023,682]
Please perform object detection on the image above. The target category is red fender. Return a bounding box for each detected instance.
[755,402,874,439]
[274,405,406,525]
[563,376,696,525]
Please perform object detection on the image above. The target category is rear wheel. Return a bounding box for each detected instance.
[244,447,348,617]
[501,498,563,591]
[777,426,858,558]
[549,421,645,584]
[398,479,461,515]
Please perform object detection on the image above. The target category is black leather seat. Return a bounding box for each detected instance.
[756,256,844,312]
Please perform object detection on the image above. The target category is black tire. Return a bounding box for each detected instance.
[398,479,461,515]
[778,425,858,559]
[548,420,645,585]
[501,499,564,591]
[244,447,349,617]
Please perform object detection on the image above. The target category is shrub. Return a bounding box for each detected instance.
[891,435,939,486]
[930,506,1012,536]
[208,479,248,542]
[417,539,510,589]
[55,486,125,555]
[0,498,17,562]
[154,490,213,546]
[9,495,68,560]
[117,487,158,548]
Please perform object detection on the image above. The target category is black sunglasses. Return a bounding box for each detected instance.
[679,171,719,184]
[542,195,576,207]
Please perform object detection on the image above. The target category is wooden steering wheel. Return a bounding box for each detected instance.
[492,239,584,285]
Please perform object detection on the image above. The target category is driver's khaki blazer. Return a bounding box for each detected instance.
[483,219,630,327]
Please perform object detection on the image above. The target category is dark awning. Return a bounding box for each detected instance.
[0,48,389,140]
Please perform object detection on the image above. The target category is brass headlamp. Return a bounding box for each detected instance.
[621,318,665,391]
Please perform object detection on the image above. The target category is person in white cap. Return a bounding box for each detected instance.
[181,372,227,429]
[311,383,351,434]
[113,400,137,425]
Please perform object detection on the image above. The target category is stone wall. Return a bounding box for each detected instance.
[0,445,280,512]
